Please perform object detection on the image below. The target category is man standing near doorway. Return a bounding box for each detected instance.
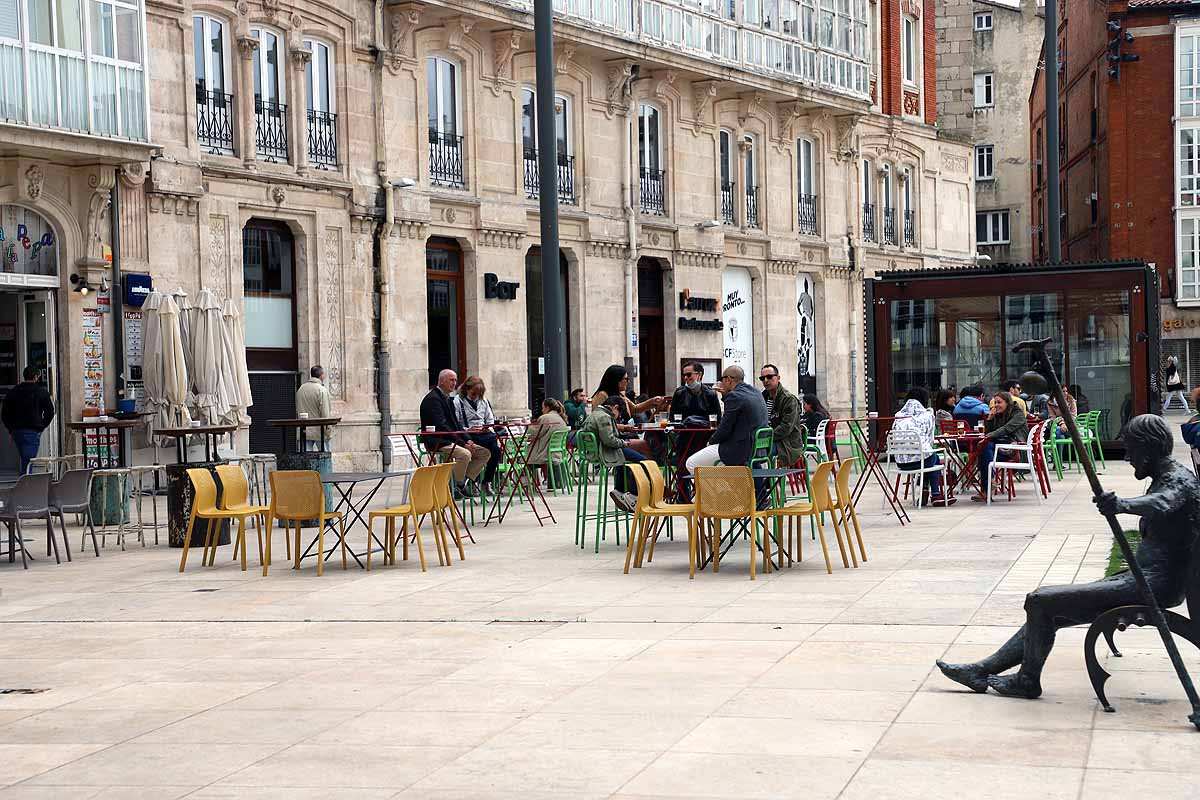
[2,367,55,475]
[296,365,333,451]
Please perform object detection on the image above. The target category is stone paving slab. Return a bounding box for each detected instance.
[0,419,1198,797]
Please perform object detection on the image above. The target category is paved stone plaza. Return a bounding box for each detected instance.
[1,434,1198,799]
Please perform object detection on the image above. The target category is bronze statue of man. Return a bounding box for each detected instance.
[938,414,1200,699]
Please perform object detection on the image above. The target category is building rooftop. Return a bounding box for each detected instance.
[871,258,1151,281]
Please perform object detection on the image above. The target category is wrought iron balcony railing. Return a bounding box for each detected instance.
[640,168,666,216]
[522,149,577,204]
[254,98,288,162]
[307,109,338,169]
[903,209,916,246]
[798,194,819,236]
[196,83,234,155]
[720,181,736,225]
[883,207,898,245]
[745,185,760,229]
[862,202,876,243]
[429,129,466,188]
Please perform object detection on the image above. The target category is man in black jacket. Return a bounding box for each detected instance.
[419,369,490,498]
[2,367,55,475]
[684,365,768,472]
[669,362,722,421]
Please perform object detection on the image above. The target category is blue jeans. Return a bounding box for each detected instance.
[11,429,41,475]
[617,448,646,493]
[977,441,996,489]
[899,453,942,497]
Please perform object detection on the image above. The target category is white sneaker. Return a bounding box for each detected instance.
[609,490,636,513]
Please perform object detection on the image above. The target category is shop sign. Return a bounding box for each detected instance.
[483,272,520,300]
[721,267,754,375]
[1162,316,1200,336]
[0,206,57,276]
[677,288,722,331]
[124,273,153,306]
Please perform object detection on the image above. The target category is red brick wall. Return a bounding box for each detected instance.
[880,0,899,116]
[923,0,936,124]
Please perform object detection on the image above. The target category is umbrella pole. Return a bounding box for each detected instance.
[1014,337,1200,730]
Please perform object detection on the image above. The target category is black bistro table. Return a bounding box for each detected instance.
[293,470,414,569]
[157,424,237,548]
[696,467,806,571]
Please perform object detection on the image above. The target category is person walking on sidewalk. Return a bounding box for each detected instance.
[1162,356,1190,412]
[2,367,55,475]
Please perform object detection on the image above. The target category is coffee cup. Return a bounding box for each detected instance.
[298,412,309,419]
[867,411,879,418]
[708,415,718,426]
[425,425,436,432]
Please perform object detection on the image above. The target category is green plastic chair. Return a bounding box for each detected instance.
[544,428,573,495]
[573,431,629,553]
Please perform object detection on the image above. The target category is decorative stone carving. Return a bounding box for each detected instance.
[942,151,969,174]
[208,216,228,290]
[833,113,864,162]
[555,43,576,75]
[262,0,280,23]
[738,92,765,126]
[236,34,259,59]
[444,207,457,223]
[777,100,805,140]
[350,213,376,235]
[903,90,920,117]
[392,219,427,239]
[491,30,521,84]
[445,16,475,54]
[737,242,747,255]
[388,5,420,72]
[270,185,287,205]
[901,0,921,17]
[587,240,626,259]
[677,250,722,269]
[605,59,635,115]
[691,81,719,132]
[320,228,345,399]
[768,259,799,275]
[479,228,523,249]
[85,170,116,261]
[23,165,44,201]
[147,194,199,216]
[653,70,677,100]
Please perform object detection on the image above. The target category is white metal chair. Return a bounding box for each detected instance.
[987,420,1046,505]
[886,429,946,508]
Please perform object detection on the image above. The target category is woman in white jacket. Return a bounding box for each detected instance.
[455,376,501,489]
[891,387,955,506]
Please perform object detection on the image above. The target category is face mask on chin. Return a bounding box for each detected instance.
[686,379,700,390]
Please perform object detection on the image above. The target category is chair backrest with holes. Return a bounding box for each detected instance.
[49,469,92,511]
[814,418,831,456]
[187,468,220,515]
[833,459,854,508]
[215,464,250,509]
[808,461,836,512]
[406,465,439,515]
[694,466,755,520]
[645,462,668,505]
[269,470,325,520]
[886,429,924,460]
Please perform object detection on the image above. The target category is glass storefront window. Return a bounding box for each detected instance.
[1067,288,1131,439]
[889,296,1001,409]
[1004,293,1064,383]
[1,205,58,277]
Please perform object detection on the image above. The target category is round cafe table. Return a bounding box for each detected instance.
[67,418,143,525]
[268,418,341,524]
[156,424,237,548]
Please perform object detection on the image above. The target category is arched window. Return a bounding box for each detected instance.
[0,205,58,278]
[427,56,464,187]
[193,13,232,153]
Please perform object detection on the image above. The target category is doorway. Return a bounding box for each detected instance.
[637,257,666,397]
[0,290,60,475]
[525,247,571,415]
[426,237,467,388]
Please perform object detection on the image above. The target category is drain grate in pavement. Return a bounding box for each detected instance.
[0,688,49,695]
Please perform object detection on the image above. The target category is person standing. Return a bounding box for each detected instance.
[1162,356,1189,412]
[2,367,55,475]
[419,369,490,499]
[684,366,768,472]
[760,364,804,469]
[295,365,333,452]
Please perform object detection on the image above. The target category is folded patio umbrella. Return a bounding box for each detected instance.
[220,298,253,425]
[140,290,163,439]
[157,294,192,435]
[191,288,231,425]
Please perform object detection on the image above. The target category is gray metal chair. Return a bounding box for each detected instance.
[0,472,54,569]
[50,469,97,559]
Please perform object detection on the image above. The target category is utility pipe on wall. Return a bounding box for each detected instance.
[372,0,393,468]
[622,72,638,377]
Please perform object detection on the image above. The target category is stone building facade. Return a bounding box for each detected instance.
[936,0,1043,264]
[1,0,975,471]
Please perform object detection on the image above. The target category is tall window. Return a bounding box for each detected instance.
[1180,31,1200,117]
[1182,129,1200,207]
[976,210,1011,245]
[193,13,231,153]
[974,73,994,108]
[901,15,916,85]
[250,26,286,162]
[902,166,915,246]
[1181,218,1200,300]
[881,163,893,210]
[975,144,994,181]
[861,158,875,242]
[1178,28,1200,303]
[797,136,817,235]
[0,0,147,138]
[304,38,336,169]
[639,103,665,214]
[521,89,574,203]
[242,219,297,369]
[720,129,735,224]
[744,134,759,228]
[426,55,459,136]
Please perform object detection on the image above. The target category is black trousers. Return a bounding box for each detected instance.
[469,432,502,484]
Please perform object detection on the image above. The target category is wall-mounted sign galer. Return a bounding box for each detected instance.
[484,272,520,300]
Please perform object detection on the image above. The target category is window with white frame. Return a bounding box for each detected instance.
[520,89,570,157]
[975,144,994,181]
[638,103,661,173]
[193,14,228,95]
[0,0,147,138]
[1182,128,1200,207]
[744,0,761,26]
[719,129,734,187]
[797,136,815,197]
[901,15,917,85]
[250,27,284,107]
[861,158,873,206]
[304,38,336,169]
[974,72,994,108]
[976,210,1011,245]
[1180,217,1200,300]
[426,55,460,136]
[881,163,893,210]
[744,134,757,191]
[974,12,992,31]
[1180,30,1200,118]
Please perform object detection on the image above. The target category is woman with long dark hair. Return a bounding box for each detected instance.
[973,391,1029,501]
[933,389,957,421]
[589,365,665,458]
[800,394,830,439]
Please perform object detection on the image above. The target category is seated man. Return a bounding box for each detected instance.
[760,364,804,470]
[952,384,991,427]
[419,369,490,499]
[685,365,769,474]
[669,362,721,470]
[937,414,1200,698]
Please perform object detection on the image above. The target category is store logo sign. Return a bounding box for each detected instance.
[677,288,721,331]
[483,272,520,300]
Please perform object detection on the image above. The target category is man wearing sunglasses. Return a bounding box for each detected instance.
[669,362,722,422]
[759,364,804,471]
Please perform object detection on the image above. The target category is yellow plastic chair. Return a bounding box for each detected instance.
[178,468,270,573]
[759,461,848,574]
[266,470,346,577]
[832,458,867,564]
[693,466,771,580]
[215,464,271,571]
[624,463,697,578]
[366,465,433,571]
[430,462,465,563]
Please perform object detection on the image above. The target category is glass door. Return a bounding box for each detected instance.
[19,292,58,459]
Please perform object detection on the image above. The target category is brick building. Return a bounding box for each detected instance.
[1030,0,1200,384]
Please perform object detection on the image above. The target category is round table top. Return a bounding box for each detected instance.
[67,418,143,430]
[268,417,341,427]
[155,424,238,437]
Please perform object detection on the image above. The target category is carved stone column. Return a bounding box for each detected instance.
[289,42,312,176]
[737,134,750,229]
[236,35,259,169]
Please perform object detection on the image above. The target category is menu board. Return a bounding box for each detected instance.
[82,309,103,410]
[123,309,143,371]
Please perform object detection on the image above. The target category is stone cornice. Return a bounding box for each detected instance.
[478,228,524,249]
[587,240,627,259]
[147,193,199,216]
[677,250,722,269]
[350,213,377,235]
[767,259,799,275]
[390,219,426,239]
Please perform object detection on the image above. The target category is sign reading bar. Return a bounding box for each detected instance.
[483,272,520,300]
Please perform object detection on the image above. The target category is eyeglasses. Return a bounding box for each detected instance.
[682,372,695,379]
[759,375,778,382]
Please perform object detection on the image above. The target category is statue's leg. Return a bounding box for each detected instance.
[989,577,1141,699]
[937,628,1026,693]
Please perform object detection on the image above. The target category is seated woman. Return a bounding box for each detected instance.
[590,365,663,460]
[800,394,834,458]
[526,398,569,484]
[972,391,1029,502]
[933,389,957,423]
[580,393,646,513]
[892,388,954,506]
[453,376,502,491]
[1047,387,1077,437]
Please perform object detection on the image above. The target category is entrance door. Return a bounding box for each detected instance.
[637,257,666,397]
[21,293,58,460]
[426,238,467,387]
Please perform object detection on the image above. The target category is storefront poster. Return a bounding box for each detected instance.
[796,273,817,396]
[82,308,103,411]
[721,266,754,376]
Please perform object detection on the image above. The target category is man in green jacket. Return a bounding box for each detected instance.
[760,364,805,468]
[580,393,646,512]
[564,388,589,429]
